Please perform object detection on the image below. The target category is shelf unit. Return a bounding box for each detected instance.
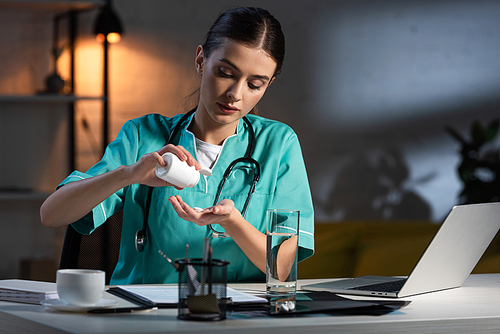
[0,94,103,103]
[0,0,105,198]
[0,0,107,282]
[0,191,52,201]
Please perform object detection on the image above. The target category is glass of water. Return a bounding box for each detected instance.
[266,209,300,297]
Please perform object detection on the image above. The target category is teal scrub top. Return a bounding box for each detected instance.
[59,112,315,284]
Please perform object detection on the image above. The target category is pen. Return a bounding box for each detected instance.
[208,245,213,294]
[158,249,179,270]
[184,243,189,260]
[201,238,210,295]
[88,306,158,314]
[202,237,210,263]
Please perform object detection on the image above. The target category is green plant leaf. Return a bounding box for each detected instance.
[484,119,499,142]
[471,120,486,145]
[444,126,466,145]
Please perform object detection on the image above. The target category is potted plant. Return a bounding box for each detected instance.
[44,45,65,93]
[446,119,500,204]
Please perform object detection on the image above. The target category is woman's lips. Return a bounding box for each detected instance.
[217,103,239,114]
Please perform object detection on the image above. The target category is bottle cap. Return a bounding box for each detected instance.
[199,168,212,176]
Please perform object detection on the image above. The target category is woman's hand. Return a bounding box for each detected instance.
[125,144,200,189]
[168,195,239,227]
[169,194,268,273]
[40,145,200,228]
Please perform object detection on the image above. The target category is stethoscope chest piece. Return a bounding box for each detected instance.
[135,230,147,253]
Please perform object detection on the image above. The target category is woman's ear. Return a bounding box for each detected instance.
[268,76,276,86]
[195,45,204,75]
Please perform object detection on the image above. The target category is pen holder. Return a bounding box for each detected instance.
[177,258,229,321]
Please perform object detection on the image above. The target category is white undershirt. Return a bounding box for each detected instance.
[195,138,222,170]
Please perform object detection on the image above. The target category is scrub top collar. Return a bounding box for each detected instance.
[182,111,245,168]
[182,111,243,137]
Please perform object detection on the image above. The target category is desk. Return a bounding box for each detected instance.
[1,274,499,334]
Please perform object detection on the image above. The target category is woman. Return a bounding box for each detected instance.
[41,7,314,284]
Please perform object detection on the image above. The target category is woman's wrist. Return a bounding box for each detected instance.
[114,165,136,188]
[218,208,243,233]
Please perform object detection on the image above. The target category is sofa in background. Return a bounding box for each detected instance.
[298,221,500,279]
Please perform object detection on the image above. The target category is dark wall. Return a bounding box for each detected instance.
[116,0,500,222]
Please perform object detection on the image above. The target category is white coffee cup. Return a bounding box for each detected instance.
[56,269,105,306]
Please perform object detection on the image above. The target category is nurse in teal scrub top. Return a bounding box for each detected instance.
[41,7,314,284]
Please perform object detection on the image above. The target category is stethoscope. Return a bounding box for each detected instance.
[135,109,260,252]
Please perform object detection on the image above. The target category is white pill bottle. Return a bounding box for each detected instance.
[155,152,211,188]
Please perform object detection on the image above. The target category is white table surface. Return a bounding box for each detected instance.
[1,274,500,334]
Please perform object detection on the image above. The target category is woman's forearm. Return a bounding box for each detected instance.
[40,147,196,229]
[40,166,132,229]
[222,213,268,273]
[223,213,298,279]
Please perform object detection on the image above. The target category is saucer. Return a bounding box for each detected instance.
[40,298,118,312]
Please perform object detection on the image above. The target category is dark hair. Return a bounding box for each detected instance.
[202,7,285,77]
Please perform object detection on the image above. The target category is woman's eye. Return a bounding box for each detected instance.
[218,68,232,78]
[248,82,262,90]
[218,67,263,90]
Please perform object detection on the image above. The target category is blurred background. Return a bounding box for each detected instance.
[1,0,499,280]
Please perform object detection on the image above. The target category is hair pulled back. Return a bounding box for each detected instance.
[202,7,285,77]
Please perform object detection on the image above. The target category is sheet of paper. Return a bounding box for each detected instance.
[116,285,267,304]
[0,280,57,294]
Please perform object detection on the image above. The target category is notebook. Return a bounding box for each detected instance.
[302,202,500,298]
[0,279,58,304]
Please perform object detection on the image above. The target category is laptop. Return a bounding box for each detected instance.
[302,202,500,298]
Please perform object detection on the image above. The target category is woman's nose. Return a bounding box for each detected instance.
[227,81,243,102]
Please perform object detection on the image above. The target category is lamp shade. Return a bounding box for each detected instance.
[94,5,124,42]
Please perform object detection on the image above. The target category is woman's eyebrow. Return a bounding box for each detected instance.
[219,58,270,81]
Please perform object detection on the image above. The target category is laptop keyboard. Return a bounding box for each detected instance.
[349,279,407,292]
